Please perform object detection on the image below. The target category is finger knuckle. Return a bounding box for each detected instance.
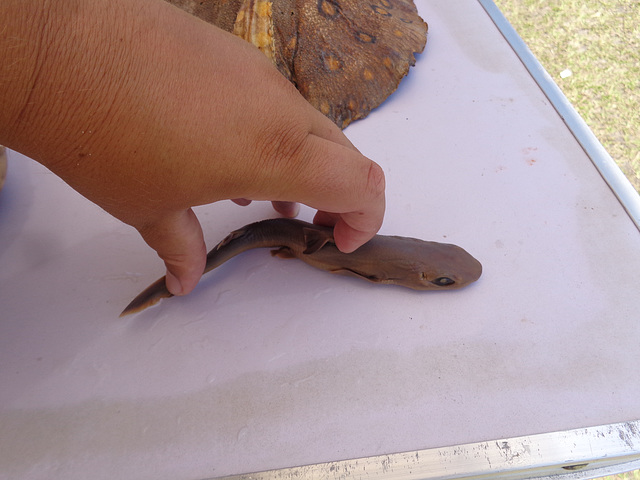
[366,161,386,199]
[256,120,309,173]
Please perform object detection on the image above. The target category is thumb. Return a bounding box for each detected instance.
[136,208,207,296]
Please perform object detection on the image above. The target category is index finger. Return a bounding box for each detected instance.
[280,133,386,252]
[312,160,386,253]
[308,115,386,251]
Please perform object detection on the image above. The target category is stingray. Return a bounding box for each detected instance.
[166,0,428,128]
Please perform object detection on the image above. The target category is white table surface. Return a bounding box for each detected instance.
[1,1,639,479]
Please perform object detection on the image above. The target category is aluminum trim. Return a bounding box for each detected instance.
[477,0,640,231]
[212,420,640,480]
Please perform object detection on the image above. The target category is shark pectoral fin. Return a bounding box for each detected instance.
[271,246,296,259]
[302,227,334,254]
[329,267,384,283]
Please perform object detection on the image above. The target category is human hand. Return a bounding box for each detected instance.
[0,0,385,296]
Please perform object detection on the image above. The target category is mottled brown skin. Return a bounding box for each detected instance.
[120,218,482,316]
[164,0,428,128]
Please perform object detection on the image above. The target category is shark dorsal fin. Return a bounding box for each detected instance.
[302,226,334,254]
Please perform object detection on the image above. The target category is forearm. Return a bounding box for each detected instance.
[0,0,47,141]
[2,0,130,162]
[2,0,173,212]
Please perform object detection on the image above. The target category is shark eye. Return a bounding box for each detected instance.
[432,276,455,287]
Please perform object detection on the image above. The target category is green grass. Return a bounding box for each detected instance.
[596,470,640,480]
[493,0,640,193]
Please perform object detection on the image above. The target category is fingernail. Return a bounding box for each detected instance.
[165,270,183,296]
